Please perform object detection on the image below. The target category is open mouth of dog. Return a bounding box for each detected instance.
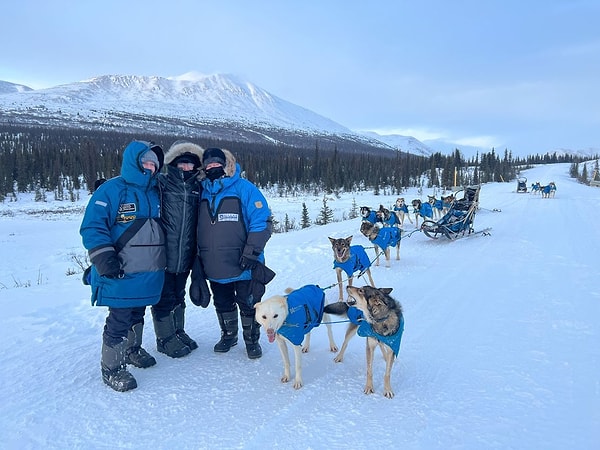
[267,328,276,343]
[347,296,357,306]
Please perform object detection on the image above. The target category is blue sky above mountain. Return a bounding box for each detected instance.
[2,1,598,155]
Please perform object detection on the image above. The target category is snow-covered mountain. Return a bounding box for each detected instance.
[0,73,390,152]
[0,80,32,94]
[359,130,434,157]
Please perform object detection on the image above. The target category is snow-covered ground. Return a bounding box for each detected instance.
[1,163,598,449]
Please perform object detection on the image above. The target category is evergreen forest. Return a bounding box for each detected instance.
[0,124,594,203]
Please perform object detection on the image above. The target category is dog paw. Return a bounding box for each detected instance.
[333,355,343,363]
[293,379,303,389]
[383,390,395,399]
[301,346,310,353]
[281,374,290,383]
[329,344,339,353]
[364,385,375,395]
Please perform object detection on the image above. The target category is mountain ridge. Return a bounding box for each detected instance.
[0,74,417,154]
[1,74,597,158]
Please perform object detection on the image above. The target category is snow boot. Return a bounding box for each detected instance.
[125,322,157,368]
[152,308,191,358]
[241,313,262,359]
[101,339,137,392]
[214,309,238,353]
[173,304,198,351]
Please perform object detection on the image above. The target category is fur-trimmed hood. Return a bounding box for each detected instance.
[218,148,237,178]
[164,141,204,166]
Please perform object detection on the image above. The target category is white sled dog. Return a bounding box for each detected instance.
[254,285,336,389]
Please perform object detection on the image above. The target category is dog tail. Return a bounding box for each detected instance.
[324,302,350,316]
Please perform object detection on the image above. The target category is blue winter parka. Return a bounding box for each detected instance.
[197,155,271,284]
[80,141,166,308]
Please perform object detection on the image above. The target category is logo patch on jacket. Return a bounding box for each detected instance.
[254,201,263,208]
[118,203,137,214]
[117,214,136,223]
[218,213,239,222]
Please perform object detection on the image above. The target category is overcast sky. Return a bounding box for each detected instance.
[2,0,598,154]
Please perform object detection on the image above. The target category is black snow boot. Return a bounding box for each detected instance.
[152,308,191,358]
[241,313,262,359]
[214,309,239,353]
[101,339,137,392]
[173,304,198,351]
[125,322,157,368]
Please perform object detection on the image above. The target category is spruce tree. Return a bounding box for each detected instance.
[300,202,311,229]
[315,197,334,225]
[349,197,359,219]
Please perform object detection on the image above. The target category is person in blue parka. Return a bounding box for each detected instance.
[195,147,272,359]
[80,140,166,392]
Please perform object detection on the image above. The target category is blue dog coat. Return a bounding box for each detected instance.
[393,204,409,214]
[357,316,405,357]
[372,227,401,250]
[333,245,372,277]
[363,210,378,224]
[278,285,325,345]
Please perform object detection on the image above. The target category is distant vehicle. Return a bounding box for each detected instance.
[516,176,527,193]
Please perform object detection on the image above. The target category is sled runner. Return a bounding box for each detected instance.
[420,185,489,240]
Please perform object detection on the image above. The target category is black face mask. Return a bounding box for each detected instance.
[206,166,225,181]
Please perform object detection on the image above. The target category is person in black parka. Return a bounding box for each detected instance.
[151,141,210,358]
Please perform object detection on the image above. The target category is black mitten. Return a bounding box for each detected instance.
[189,256,211,307]
[190,277,211,307]
[91,247,122,278]
[239,245,259,270]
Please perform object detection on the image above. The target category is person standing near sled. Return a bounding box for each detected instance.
[150,141,209,358]
[80,140,166,392]
[195,147,272,359]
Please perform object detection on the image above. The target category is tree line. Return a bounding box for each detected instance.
[0,124,593,202]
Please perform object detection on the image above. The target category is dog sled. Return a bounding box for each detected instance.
[420,185,489,240]
[516,176,527,193]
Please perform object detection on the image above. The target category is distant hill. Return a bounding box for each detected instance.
[0,80,33,94]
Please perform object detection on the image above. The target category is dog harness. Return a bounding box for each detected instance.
[357,316,405,357]
[333,245,372,277]
[278,285,325,345]
[372,227,401,250]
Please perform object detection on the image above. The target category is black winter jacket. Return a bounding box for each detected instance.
[159,167,201,273]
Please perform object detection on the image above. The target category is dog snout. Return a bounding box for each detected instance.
[347,296,357,306]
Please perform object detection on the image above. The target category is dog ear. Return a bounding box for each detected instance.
[328,237,335,244]
[380,288,393,294]
[345,236,353,243]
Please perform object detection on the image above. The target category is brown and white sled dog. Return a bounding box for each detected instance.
[254,285,336,389]
[360,221,401,267]
[329,236,375,302]
[325,286,404,399]
[393,197,413,227]
[328,236,376,363]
